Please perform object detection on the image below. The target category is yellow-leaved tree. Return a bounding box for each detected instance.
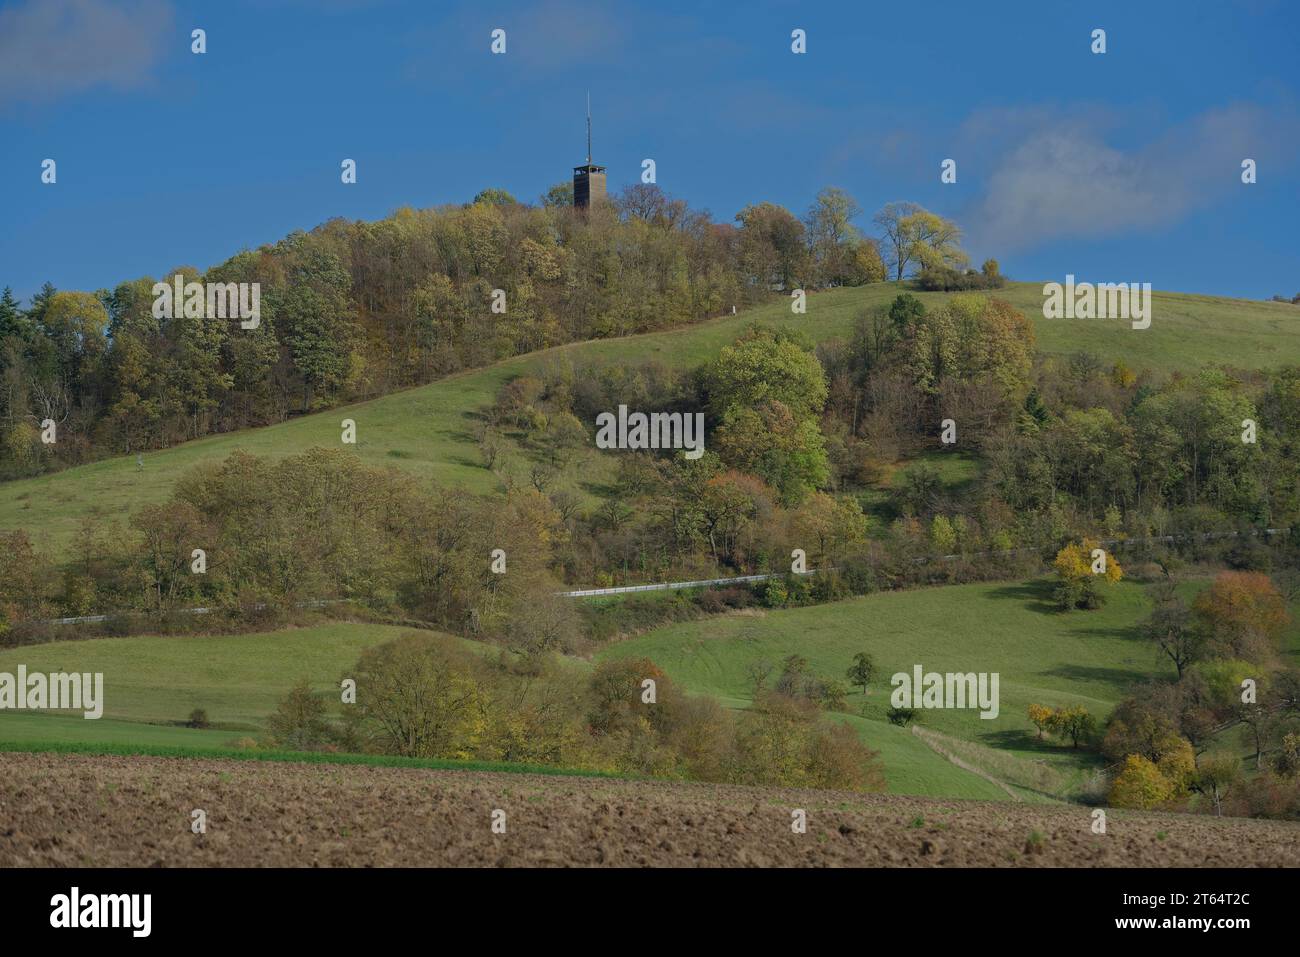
[1027,703,1054,740]
[1108,754,1173,809]
[1053,538,1122,610]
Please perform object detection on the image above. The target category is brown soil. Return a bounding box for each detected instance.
[2,752,1297,867]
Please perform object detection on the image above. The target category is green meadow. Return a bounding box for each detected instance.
[4,580,1295,798]
[0,622,422,729]
[0,713,239,750]
[597,577,1300,796]
[0,736,616,778]
[2,282,1296,555]
[0,617,1008,799]
[597,578,1167,793]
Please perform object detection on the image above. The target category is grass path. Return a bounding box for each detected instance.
[911,725,1021,801]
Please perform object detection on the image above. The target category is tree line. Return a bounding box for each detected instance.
[264,633,884,792]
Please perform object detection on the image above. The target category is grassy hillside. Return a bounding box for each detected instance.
[597,576,1300,796]
[596,577,1168,791]
[0,622,429,729]
[2,282,1295,555]
[0,617,1008,799]
[598,578,1167,740]
[5,577,1291,798]
[0,713,240,750]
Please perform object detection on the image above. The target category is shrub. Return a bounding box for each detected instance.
[915,265,1006,291]
[732,691,885,791]
[697,590,728,614]
[835,555,876,595]
[268,678,330,751]
[187,708,210,729]
[1273,732,1300,777]
[698,586,752,614]
[1109,754,1173,809]
[774,654,847,709]
[806,721,886,791]
[887,706,918,726]
[760,578,789,608]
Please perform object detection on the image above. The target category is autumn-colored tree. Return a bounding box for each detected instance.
[732,690,884,791]
[714,400,830,505]
[1053,539,1122,610]
[1192,571,1290,665]
[1045,705,1096,749]
[584,657,688,776]
[698,470,767,566]
[872,203,967,280]
[1273,732,1300,777]
[892,297,1035,451]
[1027,703,1053,740]
[807,720,887,792]
[735,202,808,290]
[40,291,108,390]
[1101,689,1190,765]
[0,530,54,628]
[586,658,676,738]
[131,500,214,609]
[803,188,884,287]
[790,491,868,563]
[849,240,887,284]
[1156,736,1197,797]
[1109,754,1174,809]
[351,633,490,760]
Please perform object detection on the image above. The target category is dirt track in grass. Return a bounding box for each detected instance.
[2,752,1297,867]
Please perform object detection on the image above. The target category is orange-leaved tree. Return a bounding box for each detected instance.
[1192,571,1290,666]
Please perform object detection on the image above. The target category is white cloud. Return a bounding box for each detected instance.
[0,0,174,107]
[965,102,1296,251]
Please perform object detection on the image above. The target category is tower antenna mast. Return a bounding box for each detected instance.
[586,91,592,164]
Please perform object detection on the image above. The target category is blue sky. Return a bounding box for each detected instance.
[2,0,1297,303]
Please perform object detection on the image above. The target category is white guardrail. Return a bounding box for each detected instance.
[557,571,813,598]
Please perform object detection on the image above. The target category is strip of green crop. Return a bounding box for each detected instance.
[0,740,620,779]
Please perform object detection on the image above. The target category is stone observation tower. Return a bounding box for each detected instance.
[573,93,606,209]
